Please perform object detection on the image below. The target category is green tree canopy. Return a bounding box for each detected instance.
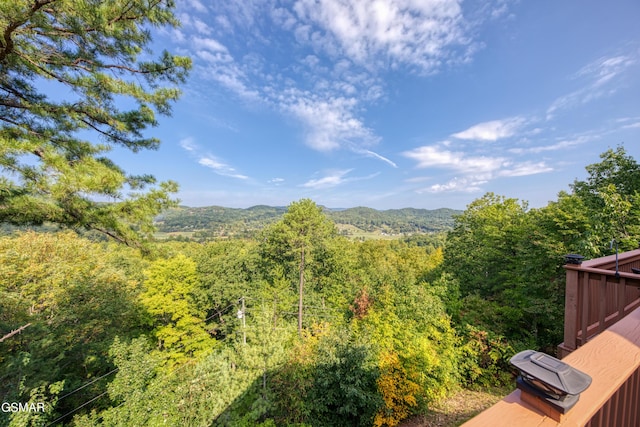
[571,145,640,254]
[141,254,213,367]
[0,0,191,245]
[572,145,640,204]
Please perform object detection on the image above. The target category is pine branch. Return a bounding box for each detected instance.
[0,0,57,62]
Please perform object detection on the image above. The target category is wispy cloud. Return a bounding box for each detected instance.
[179,13,213,35]
[282,92,379,151]
[403,145,505,173]
[301,169,379,189]
[198,156,249,180]
[576,55,636,86]
[623,121,640,130]
[616,117,640,130]
[498,161,553,177]
[508,135,592,154]
[171,0,514,165]
[184,0,208,14]
[451,117,526,141]
[179,137,198,152]
[403,143,553,193]
[358,149,398,168]
[178,137,249,180]
[190,35,261,101]
[547,53,638,119]
[418,176,488,194]
[302,169,353,189]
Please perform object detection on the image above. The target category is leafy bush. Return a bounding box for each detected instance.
[374,351,420,427]
[458,325,514,389]
[309,335,382,427]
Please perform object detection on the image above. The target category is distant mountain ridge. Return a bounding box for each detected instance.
[155,205,461,238]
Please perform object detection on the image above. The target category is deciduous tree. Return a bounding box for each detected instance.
[570,146,640,254]
[141,254,213,367]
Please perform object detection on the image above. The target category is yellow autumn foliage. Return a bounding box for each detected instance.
[374,351,421,427]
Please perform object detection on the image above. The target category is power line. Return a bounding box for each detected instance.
[45,391,108,427]
[204,298,244,322]
[41,295,248,424]
[57,368,119,402]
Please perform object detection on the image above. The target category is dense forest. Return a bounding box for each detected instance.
[154,206,460,240]
[2,147,640,426]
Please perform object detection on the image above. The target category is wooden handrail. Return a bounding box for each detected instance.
[564,264,640,282]
[581,248,640,269]
[462,306,640,426]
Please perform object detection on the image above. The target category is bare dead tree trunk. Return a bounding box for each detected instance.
[0,323,31,343]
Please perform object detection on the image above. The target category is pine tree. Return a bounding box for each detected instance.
[0,0,191,245]
[261,199,336,335]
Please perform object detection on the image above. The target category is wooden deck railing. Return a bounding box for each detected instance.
[558,249,640,358]
[463,249,640,426]
[462,305,640,426]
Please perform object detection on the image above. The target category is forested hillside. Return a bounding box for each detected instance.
[154,205,460,240]
[2,147,640,426]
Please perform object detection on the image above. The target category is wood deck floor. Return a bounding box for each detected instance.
[462,305,640,426]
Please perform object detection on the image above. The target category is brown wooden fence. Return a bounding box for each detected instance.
[558,249,640,358]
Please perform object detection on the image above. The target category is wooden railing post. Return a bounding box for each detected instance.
[559,268,579,357]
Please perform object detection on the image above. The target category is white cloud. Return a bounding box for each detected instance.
[170,28,186,43]
[508,136,591,154]
[198,156,227,170]
[402,145,505,173]
[282,92,380,152]
[172,0,516,167]
[359,149,397,168]
[291,0,471,73]
[199,156,249,180]
[189,36,262,101]
[301,169,379,189]
[418,176,487,194]
[193,19,212,34]
[185,0,208,14]
[622,121,640,130]
[404,143,554,193]
[451,117,525,141]
[178,12,213,35]
[193,37,228,53]
[607,117,640,131]
[302,169,353,189]
[498,161,553,177]
[179,137,198,152]
[576,55,636,87]
[179,137,249,180]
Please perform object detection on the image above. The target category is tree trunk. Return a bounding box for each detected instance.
[298,245,305,336]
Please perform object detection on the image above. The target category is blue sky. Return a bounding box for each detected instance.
[124,0,640,210]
